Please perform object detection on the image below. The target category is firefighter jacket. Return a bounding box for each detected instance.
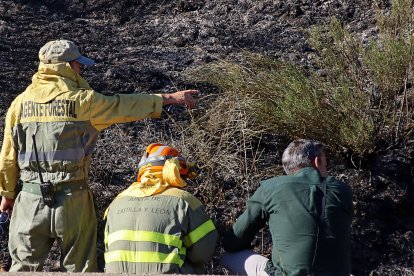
[0,62,163,198]
[223,167,353,276]
[104,186,219,274]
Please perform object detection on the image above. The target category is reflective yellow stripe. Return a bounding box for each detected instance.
[104,229,108,246]
[107,230,182,248]
[105,250,184,267]
[183,219,216,247]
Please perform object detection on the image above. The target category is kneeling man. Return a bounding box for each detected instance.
[105,143,218,274]
[222,139,353,276]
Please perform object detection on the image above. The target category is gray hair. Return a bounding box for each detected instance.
[282,139,326,175]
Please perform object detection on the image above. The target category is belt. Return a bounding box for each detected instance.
[22,181,89,196]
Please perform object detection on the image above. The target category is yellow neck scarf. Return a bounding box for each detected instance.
[104,158,187,218]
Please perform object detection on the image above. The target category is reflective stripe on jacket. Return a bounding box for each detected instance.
[104,187,218,274]
[0,62,163,198]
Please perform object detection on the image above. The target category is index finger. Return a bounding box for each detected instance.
[182,89,199,95]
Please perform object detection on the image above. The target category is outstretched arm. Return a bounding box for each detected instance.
[89,89,199,131]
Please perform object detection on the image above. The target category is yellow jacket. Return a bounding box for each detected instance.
[104,187,218,274]
[0,62,163,198]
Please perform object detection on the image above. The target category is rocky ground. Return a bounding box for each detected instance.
[1,0,414,275]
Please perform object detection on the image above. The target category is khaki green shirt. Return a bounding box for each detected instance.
[224,167,353,276]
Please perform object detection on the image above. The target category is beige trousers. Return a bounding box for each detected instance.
[221,249,270,276]
[8,189,98,272]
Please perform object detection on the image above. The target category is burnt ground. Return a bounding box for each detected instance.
[1,0,414,275]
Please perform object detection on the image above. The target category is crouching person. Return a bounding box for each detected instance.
[221,139,353,276]
[104,143,218,274]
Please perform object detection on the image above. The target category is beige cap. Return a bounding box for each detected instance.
[38,39,95,65]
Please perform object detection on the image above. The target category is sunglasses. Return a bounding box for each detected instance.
[0,212,9,235]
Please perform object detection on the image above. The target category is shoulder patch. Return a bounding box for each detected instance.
[161,188,202,211]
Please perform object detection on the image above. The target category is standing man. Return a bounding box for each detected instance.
[0,39,198,272]
[104,143,218,274]
[222,139,353,276]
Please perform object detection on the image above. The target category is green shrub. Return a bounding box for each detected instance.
[190,0,414,158]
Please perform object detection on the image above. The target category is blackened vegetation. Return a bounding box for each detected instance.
[1,0,413,275]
